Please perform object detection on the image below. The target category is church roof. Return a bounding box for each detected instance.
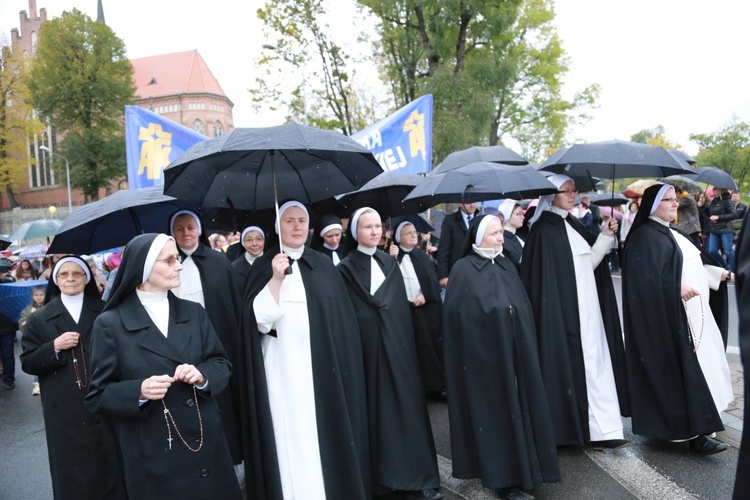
[130,50,229,101]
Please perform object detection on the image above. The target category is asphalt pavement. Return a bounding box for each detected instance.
[0,277,744,499]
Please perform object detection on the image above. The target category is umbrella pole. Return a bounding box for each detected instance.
[271,152,293,275]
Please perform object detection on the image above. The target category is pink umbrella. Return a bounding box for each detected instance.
[599,206,623,220]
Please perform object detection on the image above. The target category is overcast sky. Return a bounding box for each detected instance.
[2,0,749,156]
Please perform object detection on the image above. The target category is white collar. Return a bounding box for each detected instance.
[357,244,377,256]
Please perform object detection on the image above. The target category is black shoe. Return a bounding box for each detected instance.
[408,488,444,500]
[591,439,631,451]
[496,487,528,499]
[689,435,727,456]
[4,382,15,390]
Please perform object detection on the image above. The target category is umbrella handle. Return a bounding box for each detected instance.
[271,152,293,275]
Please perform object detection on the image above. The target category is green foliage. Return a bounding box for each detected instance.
[691,118,750,190]
[26,9,135,198]
[630,125,681,150]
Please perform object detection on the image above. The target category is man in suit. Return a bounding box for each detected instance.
[437,203,478,288]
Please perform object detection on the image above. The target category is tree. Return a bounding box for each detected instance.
[630,125,681,150]
[0,45,44,208]
[26,9,135,200]
[360,0,600,162]
[691,118,750,189]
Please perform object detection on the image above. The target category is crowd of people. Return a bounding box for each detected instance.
[1,176,748,499]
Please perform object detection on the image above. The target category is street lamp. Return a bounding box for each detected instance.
[262,43,308,125]
[39,146,72,211]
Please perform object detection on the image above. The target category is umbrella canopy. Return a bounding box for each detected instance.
[335,172,430,217]
[0,280,47,322]
[47,187,198,255]
[623,179,662,198]
[535,165,602,193]
[430,145,528,175]
[585,192,629,207]
[17,244,48,259]
[404,162,558,205]
[598,206,624,220]
[163,123,383,211]
[0,235,11,251]
[660,175,702,194]
[386,213,435,235]
[668,149,697,166]
[539,140,695,179]
[10,219,62,242]
[694,166,739,191]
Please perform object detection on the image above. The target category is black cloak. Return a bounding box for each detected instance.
[502,230,524,271]
[310,214,351,263]
[338,248,440,494]
[239,246,371,500]
[445,215,560,490]
[622,184,726,440]
[21,255,126,500]
[520,210,630,446]
[231,253,253,289]
[396,245,445,392]
[85,233,241,499]
[734,210,750,500]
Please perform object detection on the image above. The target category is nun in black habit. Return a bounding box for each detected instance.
[21,255,126,500]
[84,234,242,499]
[498,199,526,270]
[444,215,560,494]
[239,201,370,500]
[310,213,349,265]
[388,220,446,394]
[338,207,443,500]
[622,183,730,455]
[231,225,265,288]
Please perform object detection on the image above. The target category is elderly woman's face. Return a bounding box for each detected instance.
[143,240,183,292]
[479,217,504,253]
[172,215,200,250]
[56,261,87,296]
[279,206,309,248]
[243,231,265,256]
[357,212,382,248]
[398,223,418,250]
[552,180,577,211]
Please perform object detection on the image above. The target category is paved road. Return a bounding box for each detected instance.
[0,279,742,499]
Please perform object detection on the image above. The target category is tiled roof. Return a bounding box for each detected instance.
[130,50,228,100]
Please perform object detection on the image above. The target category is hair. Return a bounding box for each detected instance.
[14,259,34,279]
[31,285,46,295]
[628,200,639,211]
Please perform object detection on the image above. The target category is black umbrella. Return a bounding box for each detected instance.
[335,172,431,218]
[694,166,739,191]
[47,187,198,255]
[387,213,435,235]
[534,163,602,193]
[585,192,629,207]
[404,162,558,205]
[430,145,528,175]
[668,149,697,166]
[0,235,11,251]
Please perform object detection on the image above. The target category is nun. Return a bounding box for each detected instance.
[388,220,446,395]
[338,207,443,500]
[310,213,349,265]
[240,201,370,500]
[498,199,526,270]
[445,215,560,496]
[84,234,242,499]
[622,183,731,455]
[231,225,265,288]
[21,255,126,499]
[520,174,630,450]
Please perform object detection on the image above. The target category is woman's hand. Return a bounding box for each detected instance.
[53,331,80,351]
[602,217,619,237]
[389,244,399,258]
[271,253,290,281]
[710,215,719,222]
[681,284,701,301]
[173,364,206,386]
[412,292,426,307]
[140,374,174,400]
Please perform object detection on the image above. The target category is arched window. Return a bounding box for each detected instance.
[193,120,205,135]
[214,121,224,137]
[31,31,38,54]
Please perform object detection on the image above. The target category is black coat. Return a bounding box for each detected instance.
[734,211,750,500]
[84,292,241,499]
[708,193,736,234]
[437,210,473,280]
[445,252,560,490]
[179,242,243,463]
[502,230,524,271]
[339,249,440,494]
[239,247,371,500]
[230,253,253,290]
[396,246,445,392]
[520,211,629,446]
[21,295,126,500]
[622,220,725,440]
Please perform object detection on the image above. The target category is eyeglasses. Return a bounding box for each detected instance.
[56,271,85,280]
[155,255,182,266]
[400,231,418,237]
[558,189,578,195]
[660,197,679,204]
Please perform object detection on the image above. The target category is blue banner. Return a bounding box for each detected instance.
[125,105,207,189]
[351,95,432,175]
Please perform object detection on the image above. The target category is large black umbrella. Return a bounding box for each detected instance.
[668,149,697,166]
[533,163,602,193]
[335,172,431,217]
[404,162,558,205]
[430,145,527,175]
[694,166,739,191]
[0,235,11,251]
[47,187,198,255]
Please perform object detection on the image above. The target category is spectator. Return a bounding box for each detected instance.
[676,185,702,247]
[0,257,18,390]
[19,284,46,396]
[85,257,107,296]
[620,200,639,244]
[697,191,712,247]
[733,191,747,221]
[14,259,37,281]
[707,187,737,272]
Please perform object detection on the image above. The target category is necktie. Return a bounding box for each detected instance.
[466,213,472,228]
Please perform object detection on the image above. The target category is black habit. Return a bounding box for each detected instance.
[21,293,126,500]
[178,242,243,463]
[239,247,371,500]
[396,246,445,392]
[734,210,750,500]
[502,230,524,271]
[622,218,726,440]
[231,253,253,290]
[445,247,560,490]
[520,210,630,446]
[338,249,440,494]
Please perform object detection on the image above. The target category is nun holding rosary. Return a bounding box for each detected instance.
[21,255,127,499]
[84,233,242,499]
